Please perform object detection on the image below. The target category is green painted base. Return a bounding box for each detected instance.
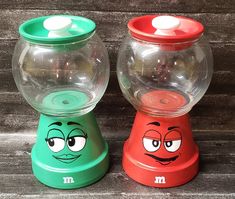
[31,142,109,189]
[31,112,109,189]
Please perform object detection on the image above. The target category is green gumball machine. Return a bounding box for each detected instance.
[12,15,110,189]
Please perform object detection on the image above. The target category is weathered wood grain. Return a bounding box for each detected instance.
[0,173,234,197]
[0,150,234,176]
[1,132,235,157]
[0,2,233,198]
[0,40,234,72]
[0,92,232,110]
[106,41,235,72]
[0,93,234,134]
[0,0,234,13]
[0,110,234,135]
[0,10,234,43]
[1,195,234,199]
[0,71,234,96]
[0,87,234,129]
[0,136,234,192]
[0,134,234,198]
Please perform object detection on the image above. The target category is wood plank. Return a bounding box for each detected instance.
[0,3,233,199]
[0,70,234,95]
[106,41,235,72]
[2,195,233,199]
[0,92,232,110]
[0,135,235,197]
[0,40,234,72]
[0,173,234,197]
[0,91,234,134]
[0,0,234,13]
[0,10,234,43]
[0,193,234,199]
[0,134,234,198]
[0,110,234,135]
[0,152,234,176]
[0,132,235,182]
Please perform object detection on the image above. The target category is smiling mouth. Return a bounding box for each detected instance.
[145,153,179,165]
[53,154,81,164]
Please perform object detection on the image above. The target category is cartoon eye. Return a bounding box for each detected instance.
[143,138,161,152]
[46,137,65,152]
[164,140,181,152]
[67,136,87,152]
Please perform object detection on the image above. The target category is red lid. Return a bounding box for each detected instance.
[128,15,204,43]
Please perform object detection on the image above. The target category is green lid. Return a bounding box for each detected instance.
[19,15,96,44]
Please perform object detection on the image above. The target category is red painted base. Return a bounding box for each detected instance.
[122,111,199,188]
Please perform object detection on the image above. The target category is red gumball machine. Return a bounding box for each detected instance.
[116,15,213,187]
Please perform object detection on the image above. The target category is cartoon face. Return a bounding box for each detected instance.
[142,121,182,165]
[45,121,87,164]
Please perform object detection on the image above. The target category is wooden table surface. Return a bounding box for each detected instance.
[0,1,234,198]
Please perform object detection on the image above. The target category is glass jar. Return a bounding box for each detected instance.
[117,15,213,117]
[12,15,110,117]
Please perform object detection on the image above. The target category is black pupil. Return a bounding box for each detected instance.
[48,139,54,147]
[152,140,159,147]
[68,137,75,146]
[166,141,173,147]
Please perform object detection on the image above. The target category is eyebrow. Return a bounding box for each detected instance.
[48,122,62,127]
[147,122,160,126]
[168,126,179,130]
[67,121,81,126]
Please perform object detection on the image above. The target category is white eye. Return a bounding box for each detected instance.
[46,138,65,152]
[164,140,181,152]
[67,136,87,152]
[143,138,161,152]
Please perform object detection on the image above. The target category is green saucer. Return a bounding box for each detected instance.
[42,90,89,111]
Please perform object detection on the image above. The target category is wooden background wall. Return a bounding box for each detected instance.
[0,1,234,198]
